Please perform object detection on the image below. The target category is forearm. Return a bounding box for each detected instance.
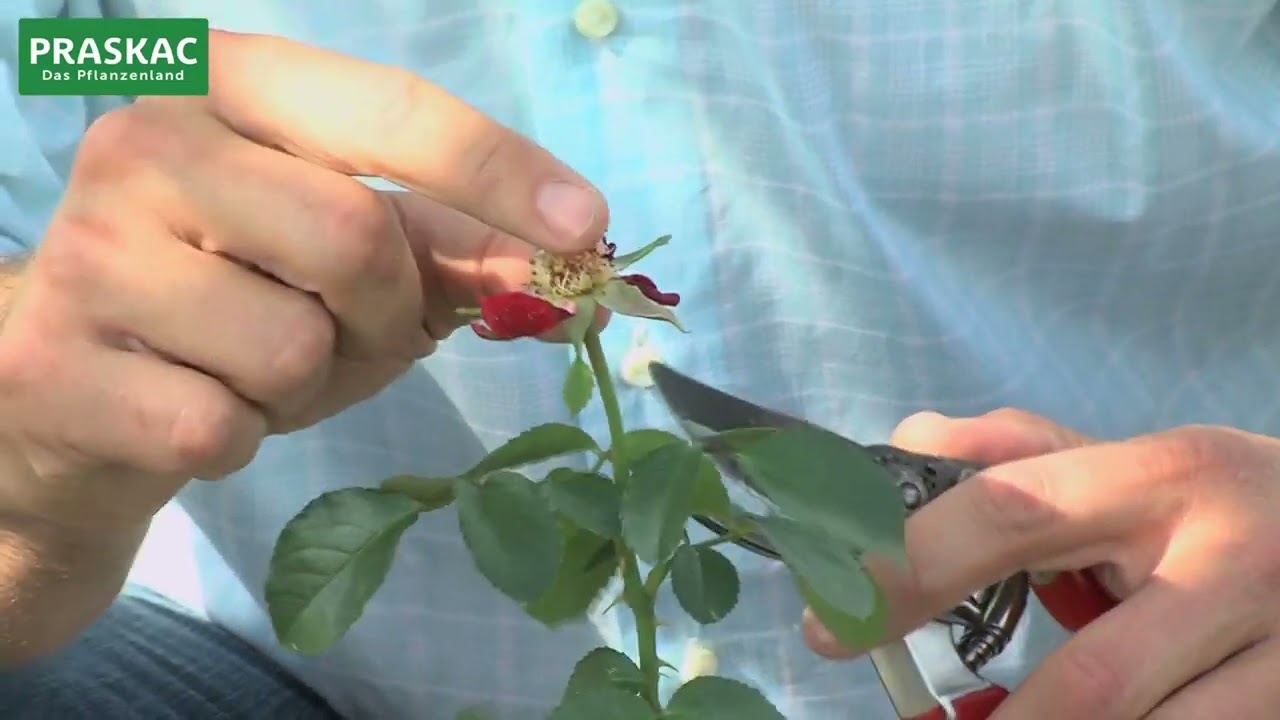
[0,256,147,666]
[0,482,146,667]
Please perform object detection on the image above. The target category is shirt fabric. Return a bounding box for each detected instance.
[3,1,1280,718]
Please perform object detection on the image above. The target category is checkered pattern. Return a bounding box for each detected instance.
[4,1,1280,717]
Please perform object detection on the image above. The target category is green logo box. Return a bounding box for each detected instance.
[18,17,209,96]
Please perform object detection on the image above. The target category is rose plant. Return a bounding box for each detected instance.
[263,236,910,719]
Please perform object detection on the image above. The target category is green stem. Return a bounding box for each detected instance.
[589,452,608,474]
[583,333,629,484]
[583,330,661,709]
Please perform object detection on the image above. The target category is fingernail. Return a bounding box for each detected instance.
[536,181,599,244]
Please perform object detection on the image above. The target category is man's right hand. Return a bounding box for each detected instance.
[0,29,608,539]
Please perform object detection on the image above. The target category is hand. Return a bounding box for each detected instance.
[0,30,608,532]
[803,408,1280,719]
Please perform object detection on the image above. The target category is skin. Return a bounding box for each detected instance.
[0,29,610,665]
[803,408,1280,719]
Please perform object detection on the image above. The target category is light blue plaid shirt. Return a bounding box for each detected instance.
[4,1,1280,718]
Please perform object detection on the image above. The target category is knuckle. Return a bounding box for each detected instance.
[1147,425,1239,484]
[1049,641,1129,716]
[78,108,144,162]
[166,388,256,475]
[966,464,1060,543]
[321,188,402,283]
[34,213,123,296]
[74,102,213,192]
[0,326,62,400]
[264,299,335,395]
[356,69,435,175]
[456,129,512,198]
[75,105,166,178]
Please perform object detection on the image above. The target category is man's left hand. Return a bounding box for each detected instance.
[803,408,1280,719]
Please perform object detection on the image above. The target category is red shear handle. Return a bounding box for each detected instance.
[908,686,1010,720]
[1030,569,1118,631]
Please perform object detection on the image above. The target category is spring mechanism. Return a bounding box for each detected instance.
[935,573,1030,673]
[864,445,1032,673]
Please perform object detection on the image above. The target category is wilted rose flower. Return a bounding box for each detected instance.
[470,235,682,341]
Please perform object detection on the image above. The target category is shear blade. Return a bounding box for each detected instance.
[648,362,859,560]
[648,362,818,437]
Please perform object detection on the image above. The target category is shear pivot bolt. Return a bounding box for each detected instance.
[900,482,923,509]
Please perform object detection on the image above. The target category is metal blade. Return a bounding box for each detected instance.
[647,362,795,556]
[648,362,821,435]
[869,641,948,719]
[650,362,983,515]
[651,363,950,716]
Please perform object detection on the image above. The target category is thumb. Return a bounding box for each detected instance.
[388,189,535,303]
[889,407,1093,467]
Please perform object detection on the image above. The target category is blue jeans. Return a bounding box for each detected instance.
[0,584,341,719]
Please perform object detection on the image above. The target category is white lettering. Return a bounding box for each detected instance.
[127,37,149,64]
[149,38,176,65]
[29,38,49,61]
[52,38,73,64]
[102,37,123,64]
[75,38,101,64]
[176,37,197,64]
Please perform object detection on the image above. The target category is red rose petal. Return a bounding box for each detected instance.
[620,274,680,306]
[472,292,573,340]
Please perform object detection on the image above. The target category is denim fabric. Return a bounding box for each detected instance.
[0,585,340,719]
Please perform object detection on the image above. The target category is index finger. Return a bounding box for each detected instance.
[864,432,1192,645]
[200,30,607,253]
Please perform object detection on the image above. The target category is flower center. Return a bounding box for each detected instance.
[528,245,616,299]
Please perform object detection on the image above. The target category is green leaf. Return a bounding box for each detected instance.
[753,514,876,618]
[562,647,646,699]
[730,426,906,556]
[563,354,596,416]
[670,545,740,624]
[543,468,621,538]
[796,573,889,653]
[594,278,685,332]
[620,429,685,463]
[611,234,670,270]
[524,525,619,627]
[621,443,709,564]
[265,488,421,655]
[454,708,494,720]
[690,459,732,521]
[665,676,785,719]
[380,475,456,512]
[456,472,562,603]
[464,423,599,479]
[549,686,657,720]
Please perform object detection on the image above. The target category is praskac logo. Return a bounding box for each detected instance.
[19,18,209,96]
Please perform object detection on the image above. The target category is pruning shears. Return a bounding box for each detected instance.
[648,362,1118,720]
